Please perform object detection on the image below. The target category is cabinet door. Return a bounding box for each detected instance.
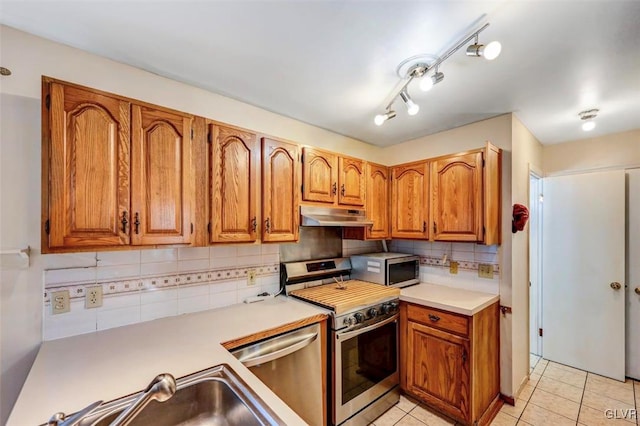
[47,82,131,249]
[302,148,337,204]
[432,152,483,241]
[338,157,365,206]
[210,124,258,243]
[131,105,193,245]
[391,162,429,239]
[406,321,470,422]
[366,163,390,239]
[262,137,300,242]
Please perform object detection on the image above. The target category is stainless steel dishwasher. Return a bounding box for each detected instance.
[231,322,324,426]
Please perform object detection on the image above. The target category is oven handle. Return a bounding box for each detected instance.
[337,314,398,340]
[236,331,318,368]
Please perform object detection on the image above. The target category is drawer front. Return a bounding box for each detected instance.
[406,304,469,336]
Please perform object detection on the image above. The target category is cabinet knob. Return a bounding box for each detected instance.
[265,217,271,234]
[134,213,140,235]
[332,182,337,195]
[341,184,345,196]
[423,221,427,233]
[251,217,257,232]
[428,314,441,322]
[121,211,128,233]
[635,287,640,295]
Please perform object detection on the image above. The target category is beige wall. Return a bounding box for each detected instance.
[378,114,513,164]
[510,115,543,396]
[543,129,640,175]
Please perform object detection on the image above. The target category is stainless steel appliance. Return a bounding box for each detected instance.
[350,252,420,288]
[231,323,324,426]
[282,258,400,426]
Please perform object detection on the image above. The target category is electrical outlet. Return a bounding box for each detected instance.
[52,290,70,314]
[247,269,257,286]
[85,285,103,308]
[478,263,494,279]
[449,261,458,274]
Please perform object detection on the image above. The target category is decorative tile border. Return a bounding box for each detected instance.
[44,264,280,303]
[419,255,500,274]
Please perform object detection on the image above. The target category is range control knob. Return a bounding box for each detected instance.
[367,308,378,319]
[389,302,399,312]
[380,304,392,315]
[353,312,365,324]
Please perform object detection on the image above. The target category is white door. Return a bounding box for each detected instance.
[626,169,640,380]
[529,173,542,357]
[542,170,625,381]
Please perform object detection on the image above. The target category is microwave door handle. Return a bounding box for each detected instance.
[237,332,318,368]
[338,315,398,341]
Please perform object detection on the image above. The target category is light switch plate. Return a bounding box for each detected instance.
[52,290,70,314]
[478,263,494,279]
[247,269,257,286]
[449,261,458,275]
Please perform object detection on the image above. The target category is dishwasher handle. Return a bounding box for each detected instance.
[236,331,318,368]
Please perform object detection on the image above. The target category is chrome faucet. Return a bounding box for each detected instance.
[47,400,103,426]
[110,373,177,426]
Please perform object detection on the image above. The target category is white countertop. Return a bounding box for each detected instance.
[400,283,500,315]
[8,297,328,426]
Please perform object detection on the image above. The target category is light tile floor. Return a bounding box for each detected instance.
[371,359,639,426]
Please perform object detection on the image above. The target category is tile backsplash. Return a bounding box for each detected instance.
[43,244,281,341]
[42,239,499,341]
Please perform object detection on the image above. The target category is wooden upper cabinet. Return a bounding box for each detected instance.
[366,163,390,239]
[262,138,300,243]
[391,161,430,239]
[338,157,365,206]
[431,152,483,242]
[47,82,131,249]
[210,124,258,243]
[302,147,338,204]
[131,105,193,245]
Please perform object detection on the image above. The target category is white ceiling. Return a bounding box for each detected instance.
[1,1,639,147]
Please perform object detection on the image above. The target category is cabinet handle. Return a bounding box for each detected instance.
[462,350,467,363]
[341,184,345,196]
[251,217,257,232]
[121,211,128,233]
[134,213,140,234]
[428,314,440,322]
[423,221,427,233]
[433,222,437,234]
[332,182,337,195]
[265,217,271,234]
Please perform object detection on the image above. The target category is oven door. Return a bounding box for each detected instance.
[386,256,420,287]
[333,315,399,425]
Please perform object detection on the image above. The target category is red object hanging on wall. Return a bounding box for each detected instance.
[512,204,529,233]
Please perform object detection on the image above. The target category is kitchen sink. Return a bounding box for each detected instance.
[70,364,284,426]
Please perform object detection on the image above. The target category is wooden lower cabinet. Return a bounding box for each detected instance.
[400,302,501,425]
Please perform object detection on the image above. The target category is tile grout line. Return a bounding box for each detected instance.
[515,358,549,424]
[575,372,588,426]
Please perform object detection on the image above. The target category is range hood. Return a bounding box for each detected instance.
[300,206,373,227]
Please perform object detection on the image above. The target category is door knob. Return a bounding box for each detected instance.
[635,287,640,295]
[610,282,622,290]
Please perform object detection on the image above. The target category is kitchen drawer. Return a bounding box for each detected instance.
[406,304,469,336]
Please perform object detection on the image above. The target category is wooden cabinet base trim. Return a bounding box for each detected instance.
[477,395,503,426]
[221,313,328,350]
[500,393,515,406]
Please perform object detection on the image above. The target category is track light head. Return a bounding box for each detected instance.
[466,40,502,60]
[399,91,419,115]
[374,110,397,126]
[420,70,445,92]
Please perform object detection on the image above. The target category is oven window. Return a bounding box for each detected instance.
[388,260,418,285]
[341,320,397,404]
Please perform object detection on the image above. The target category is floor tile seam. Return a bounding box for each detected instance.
[517,358,546,422]
[525,395,580,422]
[581,390,638,410]
[584,378,636,406]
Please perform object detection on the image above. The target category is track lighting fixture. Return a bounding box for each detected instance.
[579,109,598,131]
[374,22,501,126]
[374,110,397,126]
[399,91,419,115]
[466,35,502,60]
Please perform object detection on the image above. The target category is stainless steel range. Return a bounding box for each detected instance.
[281,257,400,426]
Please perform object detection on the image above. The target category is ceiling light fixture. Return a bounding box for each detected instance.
[374,22,501,125]
[374,110,397,126]
[399,91,419,115]
[579,109,599,131]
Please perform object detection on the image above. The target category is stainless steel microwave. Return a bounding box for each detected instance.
[350,252,420,288]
